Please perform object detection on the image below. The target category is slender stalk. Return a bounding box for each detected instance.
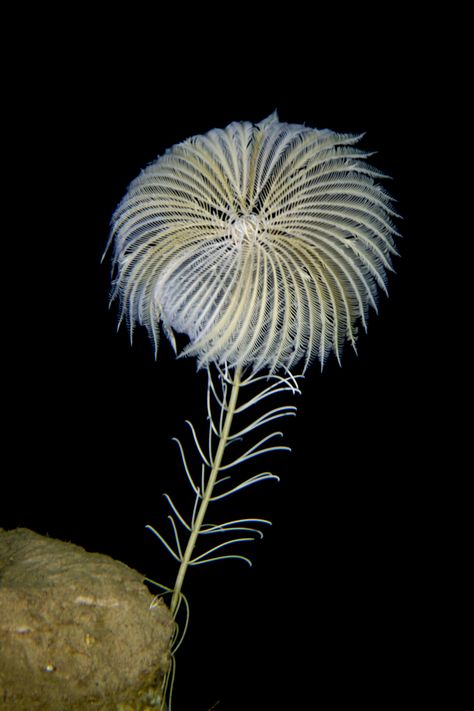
[170,364,243,616]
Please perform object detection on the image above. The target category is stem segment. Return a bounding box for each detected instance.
[170,365,242,616]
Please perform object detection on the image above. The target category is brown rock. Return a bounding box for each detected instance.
[0,528,174,711]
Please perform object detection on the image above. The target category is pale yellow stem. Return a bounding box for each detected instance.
[170,365,243,617]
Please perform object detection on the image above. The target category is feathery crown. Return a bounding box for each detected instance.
[108,112,399,372]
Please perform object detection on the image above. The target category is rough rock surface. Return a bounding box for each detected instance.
[0,528,174,711]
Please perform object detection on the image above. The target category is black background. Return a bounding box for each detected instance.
[4,10,453,711]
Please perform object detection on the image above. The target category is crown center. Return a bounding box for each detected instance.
[229,214,263,246]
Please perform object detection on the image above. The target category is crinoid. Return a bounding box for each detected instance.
[104,112,400,708]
